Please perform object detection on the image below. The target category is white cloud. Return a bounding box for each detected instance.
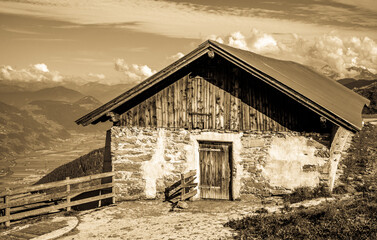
[207,30,280,54]
[228,32,249,50]
[0,63,63,82]
[205,29,377,79]
[33,63,49,73]
[208,35,224,44]
[249,29,279,54]
[168,52,184,61]
[88,73,106,79]
[290,34,377,78]
[2,0,371,40]
[114,58,156,82]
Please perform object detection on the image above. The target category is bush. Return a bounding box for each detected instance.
[226,192,377,239]
[283,185,331,204]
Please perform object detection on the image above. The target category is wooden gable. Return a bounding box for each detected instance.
[116,57,331,132]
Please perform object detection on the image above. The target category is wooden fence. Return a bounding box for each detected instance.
[0,172,114,227]
[165,170,197,203]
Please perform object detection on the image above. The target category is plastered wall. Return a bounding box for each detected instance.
[111,127,335,201]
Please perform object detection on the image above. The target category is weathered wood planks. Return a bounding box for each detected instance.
[118,61,325,132]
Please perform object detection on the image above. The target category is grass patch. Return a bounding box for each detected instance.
[338,124,377,193]
[283,185,331,204]
[226,192,377,239]
[226,124,377,239]
[35,147,105,185]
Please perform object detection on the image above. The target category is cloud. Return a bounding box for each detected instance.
[288,34,377,78]
[249,29,279,54]
[207,30,280,54]
[2,0,375,41]
[33,63,49,72]
[208,34,224,44]
[206,29,377,79]
[88,73,106,79]
[228,32,249,50]
[168,52,184,61]
[332,0,377,13]
[114,58,156,82]
[0,63,63,82]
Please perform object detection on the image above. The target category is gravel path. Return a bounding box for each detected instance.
[59,199,265,240]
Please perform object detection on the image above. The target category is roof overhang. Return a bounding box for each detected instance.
[76,40,369,132]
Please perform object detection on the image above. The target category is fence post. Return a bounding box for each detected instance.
[66,177,71,211]
[181,173,185,201]
[111,174,115,204]
[99,187,102,208]
[4,195,10,227]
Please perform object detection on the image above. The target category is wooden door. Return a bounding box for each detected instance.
[199,142,232,200]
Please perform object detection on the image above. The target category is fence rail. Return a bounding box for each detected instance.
[165,170,198,203]
[0,172,114,227]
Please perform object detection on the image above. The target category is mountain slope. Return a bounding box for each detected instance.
[35,148,105,184]
[26,98,109,132]
[346,66,377,80]
[66,82,134,103]
[0,101,70,159]
[0,86,84,107]
[74,96,103,110]
[354,82,377,114]
[337,78,377,89]
[33,86,84,102]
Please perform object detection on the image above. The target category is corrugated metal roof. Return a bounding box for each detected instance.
[211,41,369,130]
[76,40,369,131]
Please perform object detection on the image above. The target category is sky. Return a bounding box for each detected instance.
[0,0,376,84]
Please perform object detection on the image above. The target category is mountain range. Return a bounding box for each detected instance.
[0,80,132,159]
[319,65,377,81]
[0,101,70,159]
[352,82,377,114]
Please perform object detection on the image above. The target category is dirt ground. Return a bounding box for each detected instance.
[0,196,335,240]
[58,198,268,240]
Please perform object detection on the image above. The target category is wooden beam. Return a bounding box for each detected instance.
[0,193,114,223]
[0,172,114,197]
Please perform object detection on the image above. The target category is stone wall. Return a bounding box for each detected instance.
[328,126,353,191]
[111,127,335,201]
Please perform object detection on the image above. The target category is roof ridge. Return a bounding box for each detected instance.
[76,39,368,132]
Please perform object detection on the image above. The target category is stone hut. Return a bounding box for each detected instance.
[76,40,369,201]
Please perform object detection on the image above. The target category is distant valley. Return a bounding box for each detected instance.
[0,80,134,160]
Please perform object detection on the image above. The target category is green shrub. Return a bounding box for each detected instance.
[283,185,331,204]
[226,192,377,239]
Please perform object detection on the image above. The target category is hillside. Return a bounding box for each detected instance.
[337,78,377,89]
[354,82,377,114]
[74,96,103,110]
[0,86,84,107]
[0,101,70,159]
[0,81,111,158]
[336,78,377,114]
[26,98,109,132]
[33,86,84,102]
[0,80,134,105]
[66,82,134,103]
[35,148,105,184]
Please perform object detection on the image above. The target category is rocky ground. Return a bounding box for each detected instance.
[1,196,341,240]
